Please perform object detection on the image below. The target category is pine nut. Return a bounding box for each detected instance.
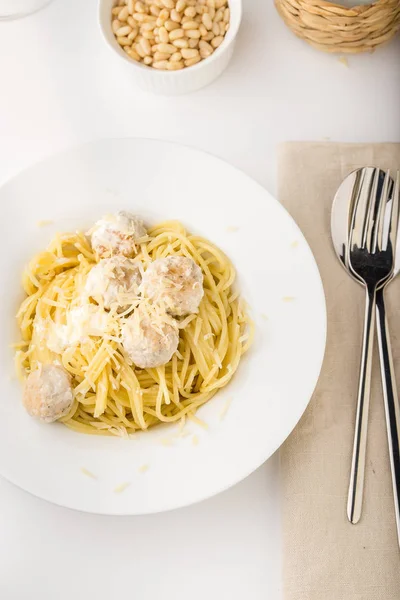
[135,42,146,57]
[201,13,212,29]
[184,6,196,17]
[169,28,184,40]
[128,28,139,40]
[142,20,157,30]
[215,0,226,7]
[116,25,132,36]
[112,19,121,34]
[121,7,132,22]
[211,35,223,48]
[200,46,212,58]
[206,0,215,7]
[156,42,176,53]
[188,38,199,47]
[140,37,152,54]
[127,15,136,26]
[172,38,189,48]
[154,51,171,60]
[150,5,161,16]
[170,9,182,22]
[165,19,180,30]
[170,51,182,61]
[112,6,123,16]
[135,1,146,12]
[153,60,169,69]
[199,23,207,36]
[207,7,215,19]
[181,15,190,23]
[184,56,201,66]
[225,21,229,32]
[142,30,153,39]
[167,60,184,70]
[214,7,224,22]
[182,20,198,29]
[212,22,219,35]
[133,12,147,21]
[199,39,212,51]
[223,7,229,22]
[219,22,225,35]
[128,0,135,14]
[202,31,214,41]
[176,0,186,11]
[159,8,169,20]
[143,55,153,65]
[181,47,199,58]
[159,26,169,42]
[117,36,132,46]
[186,29,201,38]
[161,0,174,7]
[127,48,141,61]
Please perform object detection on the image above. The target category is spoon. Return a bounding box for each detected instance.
[331,168,400,545]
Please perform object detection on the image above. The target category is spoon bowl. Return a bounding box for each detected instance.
[331,167,397,284]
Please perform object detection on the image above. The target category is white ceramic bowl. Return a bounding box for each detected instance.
[0,139,326,515]
[98,0,242,95]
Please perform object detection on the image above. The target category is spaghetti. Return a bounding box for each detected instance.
[15,219,253,436]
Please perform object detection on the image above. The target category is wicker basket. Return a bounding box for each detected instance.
[275,0,400,53]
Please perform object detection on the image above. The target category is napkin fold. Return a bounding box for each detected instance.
[279,142,400,600]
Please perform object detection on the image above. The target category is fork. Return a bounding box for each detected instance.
[375,171,400,545]
[347,169,398,525]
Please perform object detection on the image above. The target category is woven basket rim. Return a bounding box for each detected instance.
[275,0,400,53]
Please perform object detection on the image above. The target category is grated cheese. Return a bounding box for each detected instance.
[36,220,54,228]
[81,467,97,479]
[114,482,130,493]
[220,397,232,420]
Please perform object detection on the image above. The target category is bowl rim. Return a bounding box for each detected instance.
[98,0,242,77]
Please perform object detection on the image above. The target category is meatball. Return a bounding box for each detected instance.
[90,211,147,258]
[23,364,74,423]
[122,305,179,369]
[85,256,142,311]
[141,256,204,317]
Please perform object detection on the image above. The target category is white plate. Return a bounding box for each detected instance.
[0,139,326,515]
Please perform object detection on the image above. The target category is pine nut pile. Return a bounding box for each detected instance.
[111,0,230,70]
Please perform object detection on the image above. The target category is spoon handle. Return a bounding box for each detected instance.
[348,284,376,524]
[376,287,400,547]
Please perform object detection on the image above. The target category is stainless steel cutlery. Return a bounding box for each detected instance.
[331,167,400,543]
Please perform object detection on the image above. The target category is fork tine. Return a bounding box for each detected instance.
[363,168,380,252]
[388,170,400,252]
[374,170,391,253]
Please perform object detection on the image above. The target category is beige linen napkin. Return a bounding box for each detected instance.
[279,142,400,600]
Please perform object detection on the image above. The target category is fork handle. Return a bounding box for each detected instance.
[376,287,400,547]
[348,283,376,524]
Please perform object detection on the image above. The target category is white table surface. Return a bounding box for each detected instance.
[0,1,399,598]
